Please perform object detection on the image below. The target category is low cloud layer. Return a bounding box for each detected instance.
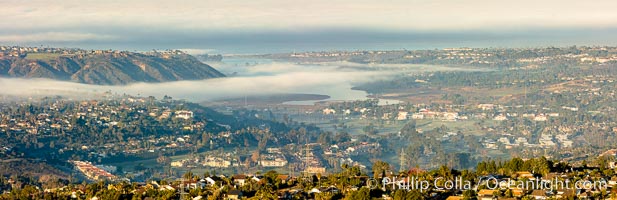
[0,61,480,102]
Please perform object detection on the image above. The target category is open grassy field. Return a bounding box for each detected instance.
[109,157,159,172]
[325,117,491,136]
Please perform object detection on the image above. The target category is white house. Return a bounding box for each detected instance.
[322,108,336,115]
[534,114,548,121]
[175,110,194,120]
[493,114,507,121]
[396,112,408,120]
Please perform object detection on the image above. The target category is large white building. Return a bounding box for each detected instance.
[175,110,194,120]
[258,154,288,167]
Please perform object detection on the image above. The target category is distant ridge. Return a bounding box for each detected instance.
[0,47,225,85]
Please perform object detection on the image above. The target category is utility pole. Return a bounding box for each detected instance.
[179,168,191,200]
[303,143,310,178]
[399,148,407,173]
[179,176,188,200]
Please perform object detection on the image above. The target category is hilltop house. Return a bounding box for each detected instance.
[232,175,247,187]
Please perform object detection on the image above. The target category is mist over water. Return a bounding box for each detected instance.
[0,59,480,103]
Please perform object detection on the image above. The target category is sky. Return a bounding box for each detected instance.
[1,0,617,53]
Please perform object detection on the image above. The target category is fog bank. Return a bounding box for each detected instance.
[0,61,478,102]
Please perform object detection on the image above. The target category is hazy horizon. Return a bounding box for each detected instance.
[1,28,617,54]
[2,0,617,53]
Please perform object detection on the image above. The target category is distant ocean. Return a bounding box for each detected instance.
[32,28,617,55]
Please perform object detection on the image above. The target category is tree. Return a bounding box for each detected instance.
[345,187,371,200]
[334,132,351,143]
[183,171,194,181]
[317,132,333,145]
[405,190,423,200]
[393,190,406,200]
[400,120,417,135]
[254,184,277,200]
[372,160,390,178]
[504,188,513,198]
[462,190,476,200]
[363,124,378,135]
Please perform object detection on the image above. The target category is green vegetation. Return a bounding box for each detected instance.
[0,47,224,84]
[2,157,615,200]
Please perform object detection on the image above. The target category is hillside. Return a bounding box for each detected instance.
[0,49,225,85]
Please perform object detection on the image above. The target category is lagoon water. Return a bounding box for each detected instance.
[209,58,406,105]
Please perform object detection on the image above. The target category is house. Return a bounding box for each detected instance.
[530,190,548,200]
[538,134,556,147]
[227,190,242,200]
[203,177,216,186]
[442,112,458,121]
[511,188,525,198]
[171,161,184,167]
[498,137,511,145]
[555,189,575,199]
[578,191,591,199]
[445,196,464,200]
[183,180,205,190]
[203,156,232,168]
[534,114,548,121]
[418,109,438,118]
[305,166,326,174]
[258,154,288,167]
[515,171,535,180]
[484,140,498,149]
[277,174,291,184]
[493,114,507,121]
[609,176,617,186]
[319,186,340,194]
[308,188,321,194]
[478,104,495,110]
[266,148,281,154]
[322,108,336,115]
[159,185,175,191]
[396,111,408,120]
[306,186,340,195]
[601,149,617,157]
[277,191,293,200]
[562,106,578,111]
[477,189,496,200]
[232,174,247,187]
[382,113,392,120]
[174,110,193,120]
[411,113,424,119]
